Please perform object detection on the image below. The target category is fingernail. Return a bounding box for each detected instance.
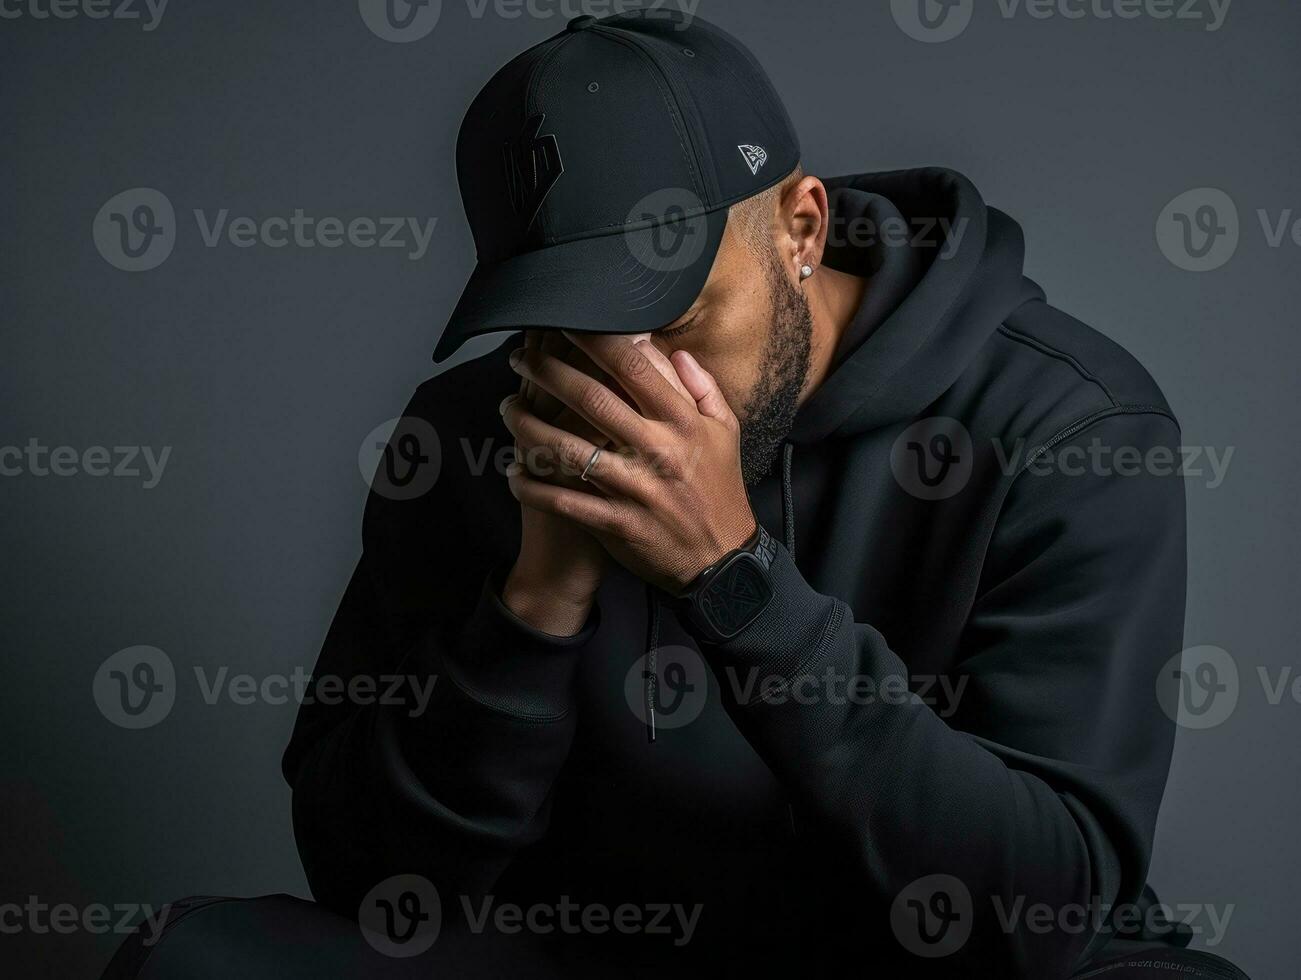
[509,348,524,369]
[499,395,516,416]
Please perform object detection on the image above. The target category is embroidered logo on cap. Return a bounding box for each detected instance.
[503,114,564,232]
[738,144,768,175]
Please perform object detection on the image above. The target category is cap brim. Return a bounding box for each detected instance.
[433,207,729,362]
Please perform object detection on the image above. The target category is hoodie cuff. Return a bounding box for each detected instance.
[695,545,844,702]
[431,567,600,720]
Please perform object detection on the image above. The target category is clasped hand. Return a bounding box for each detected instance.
[501,331,756,593]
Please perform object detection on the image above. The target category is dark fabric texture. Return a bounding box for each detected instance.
[280,167,1195,976]
[100,895,1250,980]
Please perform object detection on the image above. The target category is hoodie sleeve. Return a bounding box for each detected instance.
[282,557,596,918]
[281,375,598,919]
[696,410,1186,977]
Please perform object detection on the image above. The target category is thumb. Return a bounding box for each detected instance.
[671,350,732,422]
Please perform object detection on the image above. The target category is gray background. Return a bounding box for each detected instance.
[2,1,1296,976]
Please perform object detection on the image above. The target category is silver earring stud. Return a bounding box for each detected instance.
[800,264,814,281]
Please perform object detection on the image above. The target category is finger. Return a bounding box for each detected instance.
[506,465,626,536]
[562,332,693,427]
[550,337,616,436]
[521,330,542,404]
[671,349,734,423]
[503,381,610,456]
[530,332,631,430]
[511,347,651,449]
[622,332,693,401]
[532,330,569,418]
[554,406,609,449]
[503,400,645,498]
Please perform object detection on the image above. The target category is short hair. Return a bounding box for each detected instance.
[729,164,805,256]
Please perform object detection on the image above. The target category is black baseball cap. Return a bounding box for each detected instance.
[433,9,800,362]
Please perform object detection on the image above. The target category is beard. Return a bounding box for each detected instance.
[738,247,814,486]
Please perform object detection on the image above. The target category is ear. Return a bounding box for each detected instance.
[776,175,829,285]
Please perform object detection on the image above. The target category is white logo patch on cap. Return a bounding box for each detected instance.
[738,144,768,175]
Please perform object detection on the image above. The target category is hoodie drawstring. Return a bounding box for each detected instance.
[644,442,797,744]
[644,583,662,742]
[780,441,796,561]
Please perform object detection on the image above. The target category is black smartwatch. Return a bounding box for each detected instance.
[675,524,778,643]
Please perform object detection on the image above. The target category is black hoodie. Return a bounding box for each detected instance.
[283,168,1188,977]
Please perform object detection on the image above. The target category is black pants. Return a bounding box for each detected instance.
[101,894,1251,980]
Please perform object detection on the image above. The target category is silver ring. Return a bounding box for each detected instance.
[580,447,602,482]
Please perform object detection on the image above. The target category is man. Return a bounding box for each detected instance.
[104,10,1249,980]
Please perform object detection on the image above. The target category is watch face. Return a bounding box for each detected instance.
[698,554,773,640]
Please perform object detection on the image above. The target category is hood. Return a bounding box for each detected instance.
[648,170,1042,740]
[791,168,1044,442]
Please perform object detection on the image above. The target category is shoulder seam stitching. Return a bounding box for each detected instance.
[1022,405,1181,474]
[996,323,1119,406]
